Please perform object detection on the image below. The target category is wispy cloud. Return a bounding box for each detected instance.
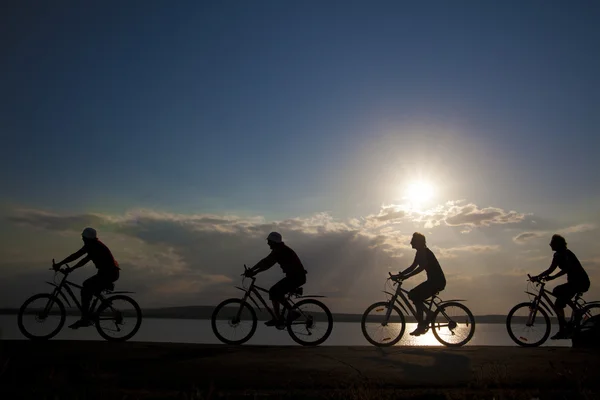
[512,223,597,244]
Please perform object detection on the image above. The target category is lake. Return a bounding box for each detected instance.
[0,315,571,347]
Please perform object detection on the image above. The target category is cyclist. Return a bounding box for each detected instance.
[531,234,590,340]
[53,227,120,329]
[392,232,446,336]
[245,232,306,328]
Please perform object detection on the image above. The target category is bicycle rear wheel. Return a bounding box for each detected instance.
[211,298,257,345]
[95,295,143,342]
[286,299,333,346]
[431,301,476,347]
[17,293,66,340]
[506,302,550,347]
[361,301,406,347]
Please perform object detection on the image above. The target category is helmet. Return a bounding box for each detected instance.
[82,227,97,240]
[266,231,282,243]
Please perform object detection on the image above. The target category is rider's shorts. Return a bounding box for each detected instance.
[269,273,306,301]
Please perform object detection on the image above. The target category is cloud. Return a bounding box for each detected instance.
[434,245,501,260]
[512,223,597,244]
[375,200,528,231]
[3,199,581,314]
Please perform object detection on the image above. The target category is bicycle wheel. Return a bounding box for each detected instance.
[286,299,333,346]
[431,301,476,347]
[17,293,66,340]
[580,304,600,324]
[211,298,257,345]
[95,295,143,342]
[361,301,406,347]
[506,302,551,347]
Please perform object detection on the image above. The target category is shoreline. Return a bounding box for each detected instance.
[1,341,598,399]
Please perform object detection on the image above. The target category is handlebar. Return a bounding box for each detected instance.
[49,258,71,275]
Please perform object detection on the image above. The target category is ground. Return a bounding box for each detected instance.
[0,341,599,399]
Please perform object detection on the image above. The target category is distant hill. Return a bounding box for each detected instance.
[0,305,556,324]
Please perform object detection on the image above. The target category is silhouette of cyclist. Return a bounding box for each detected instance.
[245,232,306,329]
[392,232,446,336]
[531,234,590,340]
[53,227,120,329]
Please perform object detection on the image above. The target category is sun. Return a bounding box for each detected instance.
[405,181,435,209]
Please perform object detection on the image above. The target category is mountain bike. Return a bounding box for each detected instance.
[506,274,600,347]
[211,265,334,346]
[17,260,143,341]
[361,273,476,347]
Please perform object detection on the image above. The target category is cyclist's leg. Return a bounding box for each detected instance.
[285,273,306,322]
[552,283,577,338]
[409,281,437,334]
[69,274,103,328]
[267,278,291,325]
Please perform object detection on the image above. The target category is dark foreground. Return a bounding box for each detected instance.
[0,341,599,400]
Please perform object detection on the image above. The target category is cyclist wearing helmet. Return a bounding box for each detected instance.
[531,234,590,340]
[53,227,120,329]
[245,232,307,328]
[393,232,446,336]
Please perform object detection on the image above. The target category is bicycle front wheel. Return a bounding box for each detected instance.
[17,293,66,340]
[211,298,257,345]
[361,301,406,347]
[506,302,550,347]
[287,299,333,346]
[431,301,476,347]
[95,295,143,342]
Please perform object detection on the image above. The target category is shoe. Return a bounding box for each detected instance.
[409,323,428,336]
[68,319,93,329]
[264,318,280,327]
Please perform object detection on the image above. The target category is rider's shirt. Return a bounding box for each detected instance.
[72,240,120,272]
[260,243,306,277]
[414,247,446,286]
[553,249,589,285]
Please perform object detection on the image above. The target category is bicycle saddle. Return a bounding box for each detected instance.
[290,287,303,296]
[103,283,115,293]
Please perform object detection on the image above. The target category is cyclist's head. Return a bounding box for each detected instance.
[410,232,426,249]
[550,234,567,251]
[81,227,98,242]
[266,231,283,248]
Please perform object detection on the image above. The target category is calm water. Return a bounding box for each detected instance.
[0,315,571,347]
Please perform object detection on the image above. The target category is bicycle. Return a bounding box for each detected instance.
[361,273,476,347]
[506,274,600,347]
[17,260,143,341]
[211,265,334,346]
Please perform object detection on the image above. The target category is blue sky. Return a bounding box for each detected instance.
[1,1,599,313]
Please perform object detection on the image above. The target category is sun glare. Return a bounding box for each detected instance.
[405,181,435,209]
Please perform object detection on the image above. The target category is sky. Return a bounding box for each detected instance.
[1,1,599,315]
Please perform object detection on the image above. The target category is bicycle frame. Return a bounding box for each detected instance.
[525,279,591,324]
[234,275,325,322]
[383,279,467,324]
[45,267,135,314]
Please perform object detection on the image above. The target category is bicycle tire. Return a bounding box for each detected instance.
[211,298,257,345]
[431,301,476,347]
[17,293,66,341]
[506,302,551,347]
[95,295,143,342]
[286,299,333,346]
[361,301,406,347]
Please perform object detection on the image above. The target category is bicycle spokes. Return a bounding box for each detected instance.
[287,301,329,343]
[96,298,137,338]
[21,296,63,337]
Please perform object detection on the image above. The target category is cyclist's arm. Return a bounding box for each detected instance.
[537,258,559,279]
[250,252,277,274]
[401,253,427,279]
[70,255,91,271]
[548,269,567,280]
[55,246,87,267]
